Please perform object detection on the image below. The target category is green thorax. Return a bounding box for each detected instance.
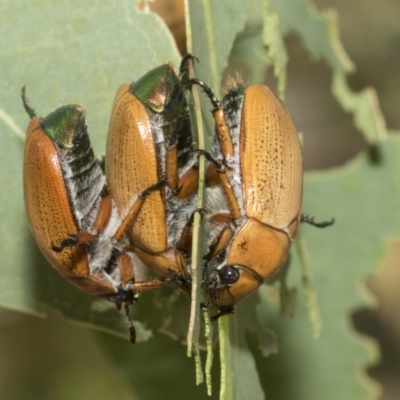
[130,64,183,115]
[42,104,86,149]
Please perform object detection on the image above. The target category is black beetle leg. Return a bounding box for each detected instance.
[124,303,136,344]
[194,149,226,173]
[138,178,166,200]
[186,78,221,110]
[180,53,199,71]
[51,231,99,253]
[51,235,79,253]
[301,214,335,228]
[179,53,199,76]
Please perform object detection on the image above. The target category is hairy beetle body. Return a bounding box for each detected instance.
[23,104,138,299]
[106,64,198,285]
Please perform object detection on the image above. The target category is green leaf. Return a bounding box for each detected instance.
[186,0,249,97]
[332,72,387,143]
[186,0,249,147]
[271,0,354,72]
[262,0,288,99]
[219,296,278,400]
[253,137,400,399]
[270,0,387,143]
[99,330,219,400]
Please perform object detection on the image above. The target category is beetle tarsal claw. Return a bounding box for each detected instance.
[179,53,199,73]
[179,53,198,85]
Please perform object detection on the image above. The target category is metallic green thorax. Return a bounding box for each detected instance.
[42,104,104,227]
[42,105,85,149]
[130,64,182,114]
[129,63,192,170]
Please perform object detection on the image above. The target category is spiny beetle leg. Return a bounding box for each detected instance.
[51,235,78,253]
[51,231,98,253]
[179,53,199,73]
[301,214,335,228]
[194,149,226,172]
[138,178,166,200]
[186,78,221,110]
[114,178,166,241]
[124,303,136,344]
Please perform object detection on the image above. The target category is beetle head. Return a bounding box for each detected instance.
[208,264,263,307]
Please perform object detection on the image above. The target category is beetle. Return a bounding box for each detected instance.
[22,89,163,342]
[106,61,198,288]
[189,80,333,316]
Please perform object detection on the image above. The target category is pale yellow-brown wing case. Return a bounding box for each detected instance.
[106,85,167,253]
[241,86,303,232]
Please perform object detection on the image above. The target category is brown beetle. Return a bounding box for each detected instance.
[22,90,162,342]
[191,81,333,315]
[188,82,302,314]
[106,63,198,287]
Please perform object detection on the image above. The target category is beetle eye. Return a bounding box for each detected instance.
[218,265,240,285]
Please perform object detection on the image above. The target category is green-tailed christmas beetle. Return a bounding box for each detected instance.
[190,81,333,316]
[22,89,163,343]
[106,61,198,288]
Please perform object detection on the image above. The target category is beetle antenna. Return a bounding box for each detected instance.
[124,303,136,344]
[21,86,37,119]
[186,78,221,110]
[301,214,335,228]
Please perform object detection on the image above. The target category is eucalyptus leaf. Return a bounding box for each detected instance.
[252,137,400,399]
[270,0,387,144]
